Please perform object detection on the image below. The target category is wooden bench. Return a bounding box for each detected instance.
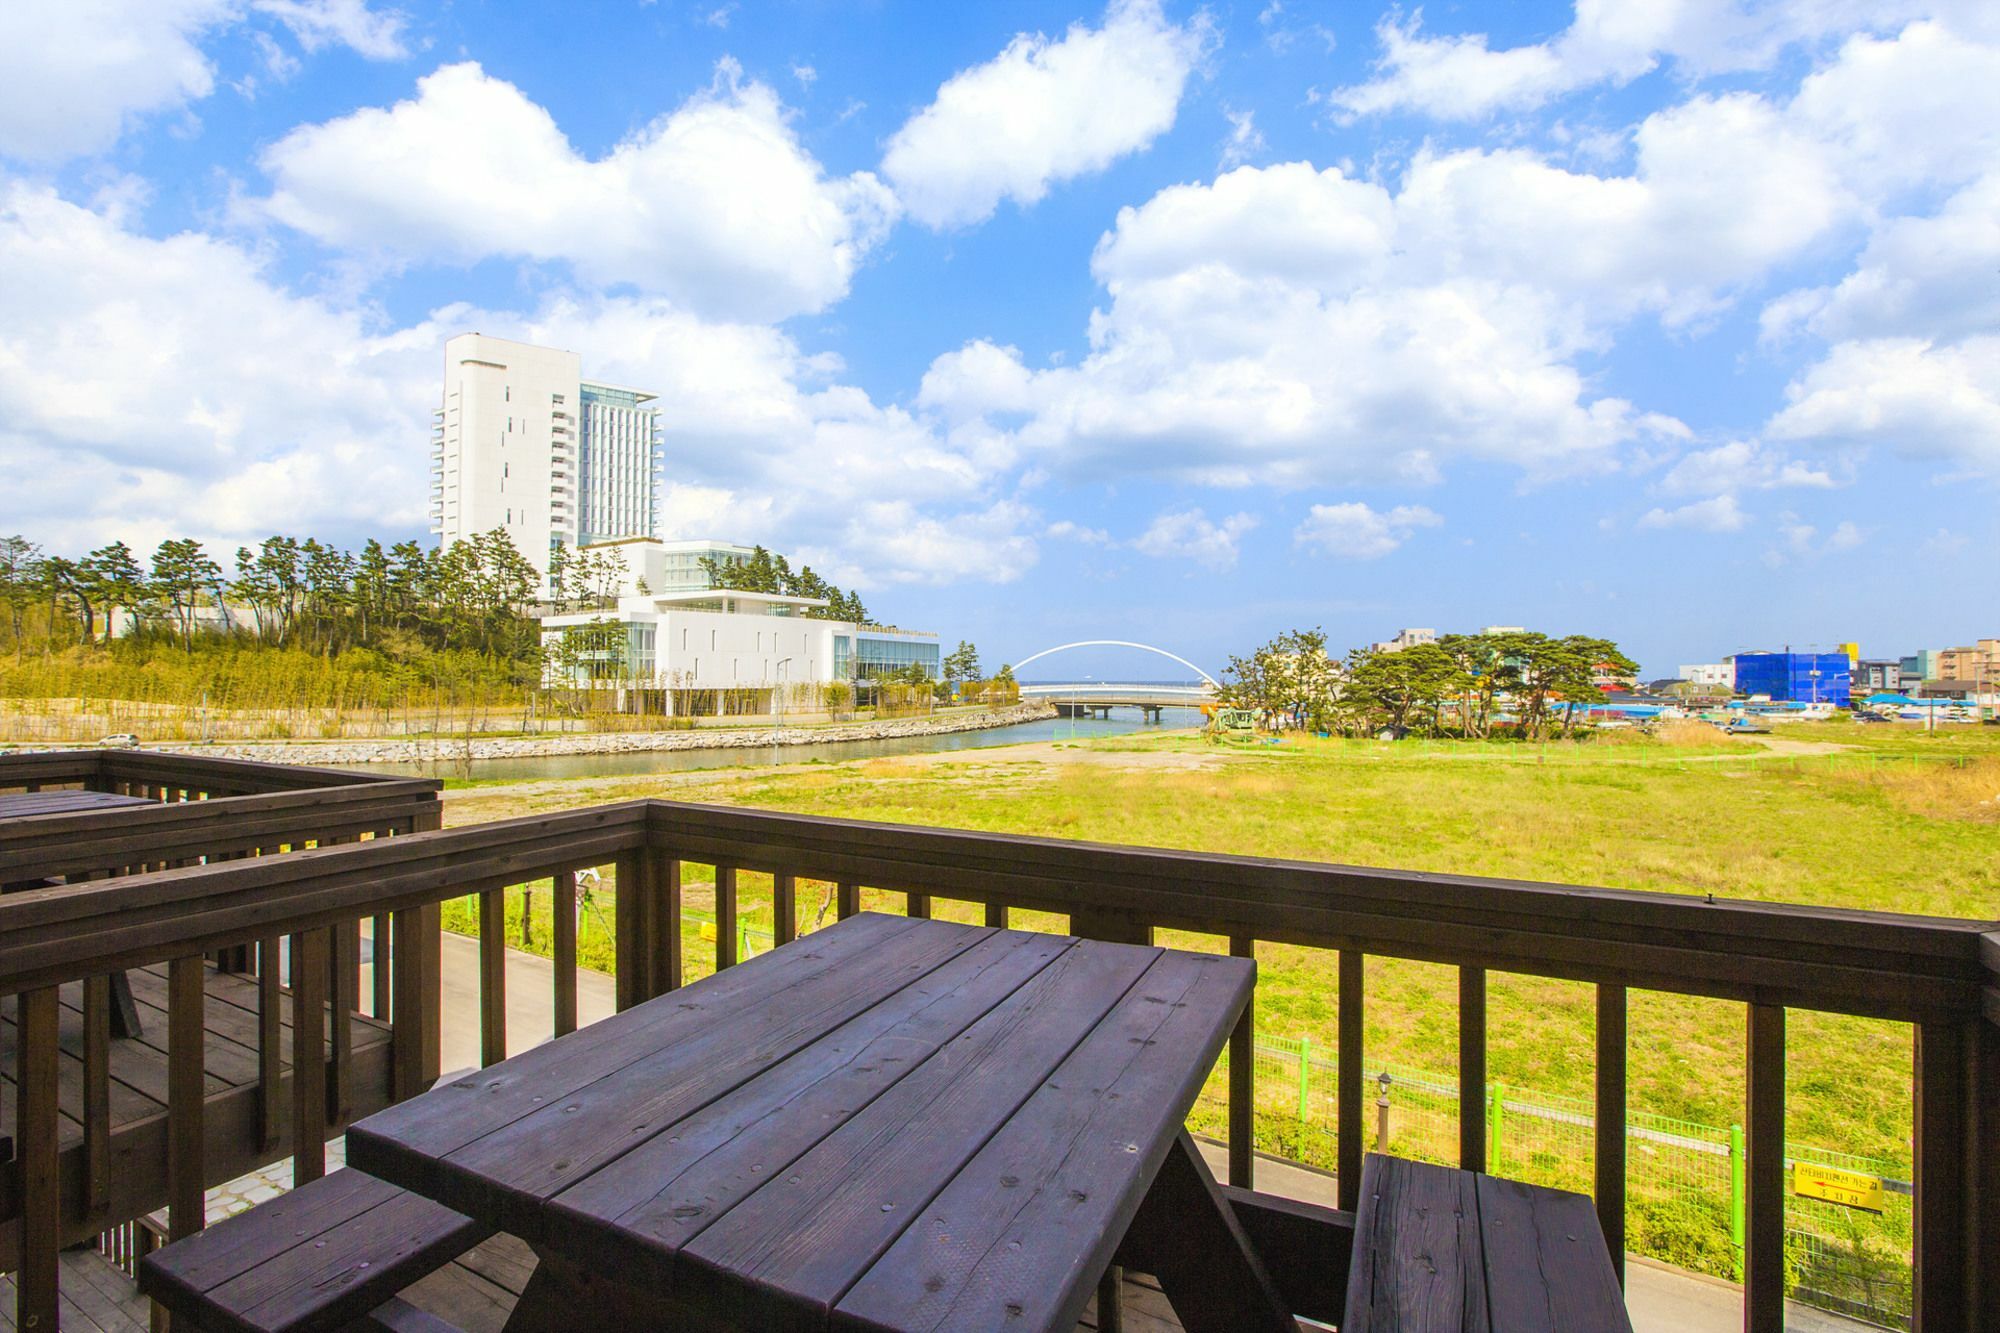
[1344,1153,1632,1332]
[137,1169,490,1333]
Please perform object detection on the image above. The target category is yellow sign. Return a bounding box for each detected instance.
[1792,1161,1885,1213]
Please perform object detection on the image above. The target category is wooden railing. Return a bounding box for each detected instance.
[4,798,1995,1331]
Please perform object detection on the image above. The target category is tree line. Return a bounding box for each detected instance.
[1,529,545,666]
[1217,628,1639,740]
[698,546,871,624]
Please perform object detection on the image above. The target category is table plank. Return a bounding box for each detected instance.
[833,950,1254,1332]
[361,915,990,1238]
[549,927,1077,1282]
[1345,1154,1490,1333]
[0,791,152,820]
[1476,1173,1631,1332]
[677,936,1166,1331]
[351,911,920,1161]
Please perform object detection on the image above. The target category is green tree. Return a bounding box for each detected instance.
[150,539,222,646]
[0,535,41,646]
[1218,628,1341,730]
[1343,643,1471,735]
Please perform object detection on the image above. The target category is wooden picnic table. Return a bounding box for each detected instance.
[349,911,1295,1332]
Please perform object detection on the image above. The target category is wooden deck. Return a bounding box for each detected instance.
[0,960,395,1255]
[0,1250,151,1333]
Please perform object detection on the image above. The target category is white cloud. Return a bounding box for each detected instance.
[1761,510,1865,566]
[1220,109,1265,168]
[1329,1,1964,122]
[1293,503,1442,559]
[1637,495,1751,532]
[0,0,407,162]
[1045,519,1112,545]
[881,0,1208,228]
[257,61,897,322]
[1132,509,1258,569]
[921,156,1703,490]
[1764,337,2000,473]
[1657,441,1835,495]
[253,0,407,59]
[0,179,438,553]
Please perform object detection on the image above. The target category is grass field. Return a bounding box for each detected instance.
[438,720,2000,1302]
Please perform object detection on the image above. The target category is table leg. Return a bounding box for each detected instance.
[109,970,143,1039]
[1116,1128,1296,1333]
[504,1247,735,1333]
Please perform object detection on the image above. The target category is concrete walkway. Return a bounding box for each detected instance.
[429,935,1879,1333]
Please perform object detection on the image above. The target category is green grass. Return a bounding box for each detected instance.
[440,728,1997,1303]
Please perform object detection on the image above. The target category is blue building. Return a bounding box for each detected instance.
[1732,652,1852,706]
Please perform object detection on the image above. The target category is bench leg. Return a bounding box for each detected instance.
[1116,1129,1295,1333]
[503,1248,732,1333]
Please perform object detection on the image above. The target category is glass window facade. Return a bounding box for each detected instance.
[851,635,940,680]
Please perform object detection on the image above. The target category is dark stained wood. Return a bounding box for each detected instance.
[1745,1003,1785,1333]
[837,880,860,919]
[291,928,330,1186]
[1220,1184,1353,1325]
[1229,934,1255,1190]
[83,975,111,1219]
[167,957,205,1242]
[715,865,738,969]
[1476,1171,1631,1331]
[0,791,151,818]
[335,919,360,1125]
[15,987,59,1333]
[613,853,641,1012]
[551,870,578,1039]
[1339,949,1364,1212]
[984,901,1008,928]
[1595,983,1627,1288]
[1916,1021,1968,1333]
[478,890,505,1066]
[1460,966,1487,1172]
[1345,1154,1487,1332]
[1974,1012,2000,1333]
[1107,1132,1294,1333]
[352,916,1266,1333]
[771,870,797,947]
[904,888,930,920]
[651,850,682,996]
[258,937,283,1151]
[138,1168,488,1333]
[372,912,393,1019]
[391,907,431,1102]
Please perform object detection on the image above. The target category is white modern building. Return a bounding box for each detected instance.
[1678,662,1736,689]
[430,333,662,594]
[1369,627,1437,654]
[540,538,939,714]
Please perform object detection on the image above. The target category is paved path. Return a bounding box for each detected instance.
[425,935,1876,1333]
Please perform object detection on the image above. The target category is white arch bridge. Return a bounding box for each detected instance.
[1012,641,1218,720]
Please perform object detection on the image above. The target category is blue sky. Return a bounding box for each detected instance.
[1,1,1996,679]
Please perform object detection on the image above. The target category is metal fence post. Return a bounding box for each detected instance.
[1297,1036,1312,1119]
[1489,1083,1506,1172]
[1730,1122,1747,1277]
[1376,1071,1393,1150]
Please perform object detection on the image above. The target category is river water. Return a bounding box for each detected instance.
[334,707,1205,783]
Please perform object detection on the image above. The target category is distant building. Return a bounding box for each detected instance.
[1900,649,1941,684]
[1678,662,1735,690]
[1369,627,1437,653]
[1936,638,2000,686]
[1855,659,1903,692]
[563,537,756,600]
[1479,625,1526,636]
[431,333,663,595]
[1732,651,1852,706]
[540,586,939,714]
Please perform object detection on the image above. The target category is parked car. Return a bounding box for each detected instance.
[1725,718,1772,735]
[97,733,140,748]
[1854,712,1893,724]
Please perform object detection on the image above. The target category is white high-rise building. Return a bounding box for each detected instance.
[430,333,662,592]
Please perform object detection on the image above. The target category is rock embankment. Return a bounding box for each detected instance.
[116,702,1057,767]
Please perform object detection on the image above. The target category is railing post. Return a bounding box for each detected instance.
[292,927,330,1184]
[837,881,860,919]
[1489,1082,1506,1173]
[614,851,645,1010]
[1596,983,1628,1288]
[168,955,206,1241]
[1972,1007,2000,1333]
[1296,1036,1312,1119]
[1745,1003,1786,1333]
[391,905,440,1099]
[1460,965,1487,1171]
[651,848,683,995]
[716,866,738,970]
[478,889,506,1066]
[1337,949,1364,1212]
[1915,1021,1970,1332]
[15,985,60,1332]
[553,868,579,1038]
[1228,934,1254,1189]
[772,870,798,946]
